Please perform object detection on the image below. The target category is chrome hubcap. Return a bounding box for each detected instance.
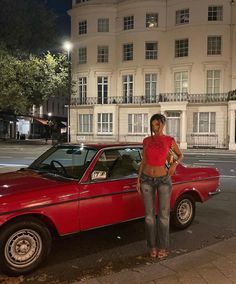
[177,199,193,224]
[5,229,42,268]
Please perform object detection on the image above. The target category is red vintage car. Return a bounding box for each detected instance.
[0,143,220,276]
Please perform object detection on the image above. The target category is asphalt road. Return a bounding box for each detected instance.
[0,143,236,283]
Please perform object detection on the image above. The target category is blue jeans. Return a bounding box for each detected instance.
[140,173,172,250]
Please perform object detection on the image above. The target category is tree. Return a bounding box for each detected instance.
[0,48,68,114]
[0,0,57,55]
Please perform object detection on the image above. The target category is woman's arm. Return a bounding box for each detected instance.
[168,140,183,176]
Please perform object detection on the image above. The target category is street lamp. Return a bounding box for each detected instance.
[63,41,73,143]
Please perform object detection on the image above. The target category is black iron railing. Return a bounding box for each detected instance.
[71,92,232,106]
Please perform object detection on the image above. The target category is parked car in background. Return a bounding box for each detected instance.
[0,143,220,276]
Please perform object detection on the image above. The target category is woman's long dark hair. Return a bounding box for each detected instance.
[150,113,166,137]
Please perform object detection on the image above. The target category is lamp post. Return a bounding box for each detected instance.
[63,41,73,143]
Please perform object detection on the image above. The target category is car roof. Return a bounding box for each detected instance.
[58,142,143,150]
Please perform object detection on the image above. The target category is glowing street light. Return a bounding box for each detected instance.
[63,41,73,143]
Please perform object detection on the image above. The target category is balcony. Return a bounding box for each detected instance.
[71,92,230,106]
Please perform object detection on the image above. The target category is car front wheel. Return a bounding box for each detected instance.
[0,217,52,276]
[171,194,196,230]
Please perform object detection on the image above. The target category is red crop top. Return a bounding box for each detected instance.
[143,135,174,166]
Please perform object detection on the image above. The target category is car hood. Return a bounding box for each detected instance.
[0,169,72,197]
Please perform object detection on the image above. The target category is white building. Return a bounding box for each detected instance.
[68,0,236,149]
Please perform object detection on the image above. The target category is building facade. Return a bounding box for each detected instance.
[69,0,236,149]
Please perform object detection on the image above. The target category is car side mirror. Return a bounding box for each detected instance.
[91,170,107,180]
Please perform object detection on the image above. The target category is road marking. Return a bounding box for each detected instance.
[0,163,27,167]
[193,163,215,166]
[221,175,236,178]
[198,160,236,163]
[0,156,12,158]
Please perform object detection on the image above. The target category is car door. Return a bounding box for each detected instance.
[78,147,144,231]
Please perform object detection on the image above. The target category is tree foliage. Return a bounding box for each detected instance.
[0,48,68,114]
[0,0,57,55]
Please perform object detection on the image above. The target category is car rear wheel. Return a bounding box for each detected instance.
[0,217,52,276]
[171,194,195,230]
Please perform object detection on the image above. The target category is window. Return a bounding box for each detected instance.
[97,46,109,63]
[97,113,113,134]
[174,71,188,93]
[128,114,148,134]
[79,114,93,133]
[145,74,157,102]
[79,20,87,34]
[93,148,141,179]
[176,9,189,25]
[208,6,223,21]
[78,77,87,103]
[207,36,222,55]
[79,47,87,64]
[123,75,133,103]
[124,15,134,30]
[207,70,221,93]
[97,76,108,104]
[145,42,158,59]
[123,43,133,61]
[146,13,158,28]
[98,18,109,32]
[175,39,188,57]
[193,112,216,133]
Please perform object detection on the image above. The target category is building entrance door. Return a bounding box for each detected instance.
[166,112,180,143]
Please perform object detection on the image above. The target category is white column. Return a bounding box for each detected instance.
[229,109,236,150]
[180,110,187,149]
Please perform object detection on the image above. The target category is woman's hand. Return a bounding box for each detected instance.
[136,179,142,195]
[168,162,177,176]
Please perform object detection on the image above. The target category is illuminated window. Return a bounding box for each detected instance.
[146,13,158,28]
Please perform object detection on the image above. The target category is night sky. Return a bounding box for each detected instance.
[42,0,72,39]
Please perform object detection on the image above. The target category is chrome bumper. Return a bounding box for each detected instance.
[208,188,221,196]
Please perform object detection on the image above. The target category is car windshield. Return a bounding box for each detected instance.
[29,145,98,179]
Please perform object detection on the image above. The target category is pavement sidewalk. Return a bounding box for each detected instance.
[78,237,236,284]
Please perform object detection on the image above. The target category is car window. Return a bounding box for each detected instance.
[92,147,142,180]
[29,146,97,179]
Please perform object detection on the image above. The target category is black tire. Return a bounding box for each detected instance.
[0,217,52,276]
[171,194,196,230]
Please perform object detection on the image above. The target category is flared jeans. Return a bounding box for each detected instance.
[140,173,172,250]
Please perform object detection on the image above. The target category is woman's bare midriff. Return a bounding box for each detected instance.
[142,163,167,177]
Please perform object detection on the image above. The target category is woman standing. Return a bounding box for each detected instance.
[137,114,183,259]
